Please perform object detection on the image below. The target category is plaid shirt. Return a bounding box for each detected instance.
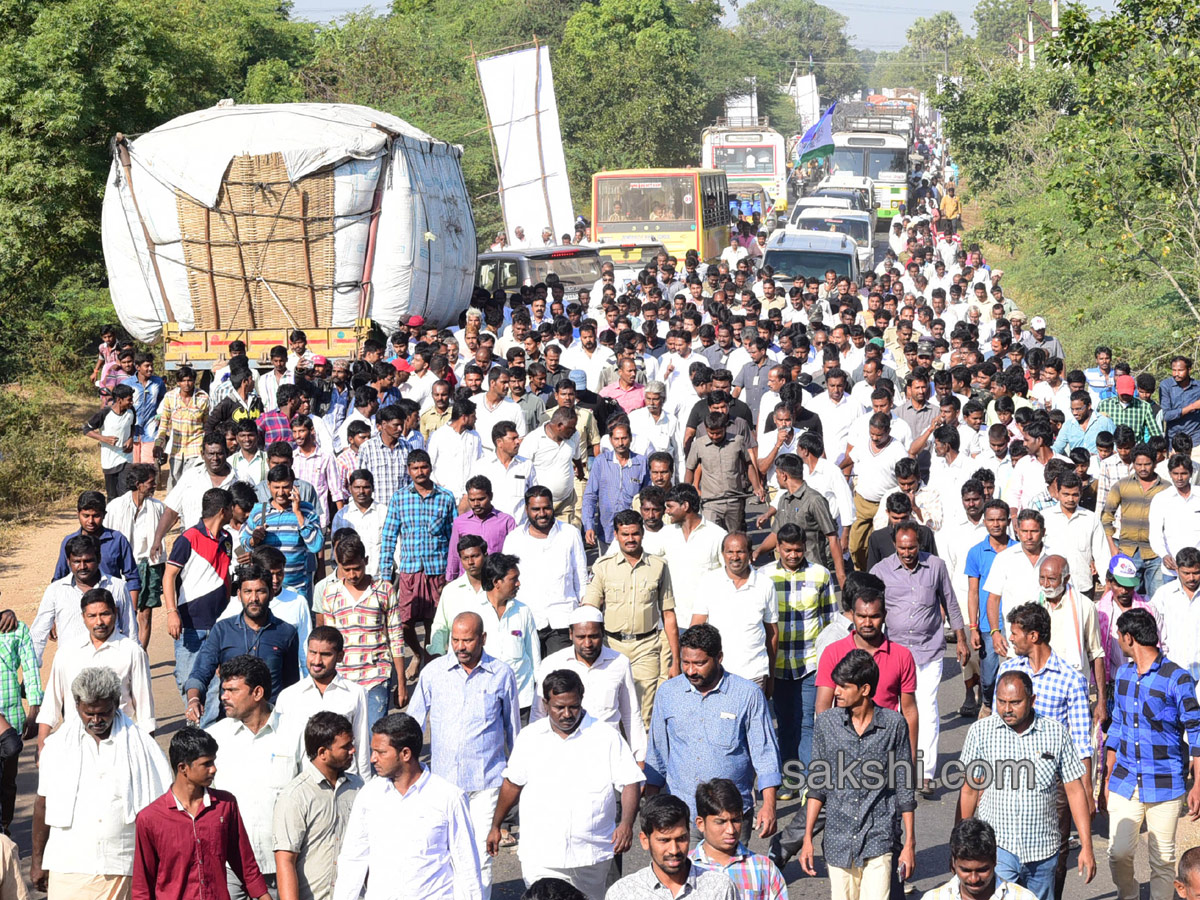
[1101,474,1167,557]
[256,409,294,448]
[335,446,359,496]
[378,483,456,580]
[688,842,787,900]
[1108,654,1200,803]
[357,435,410,504]
[155,388,209,458]
[0,625,43,731]
[1098,456,1132,503]
[961,714,1085,865]
[1097,396,1162,442]
[759,560,834,679]
[313,578,404,688]
[999,651,1093,759]
[292,444,346,525]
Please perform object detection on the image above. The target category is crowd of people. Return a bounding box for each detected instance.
[13,200,1200,900]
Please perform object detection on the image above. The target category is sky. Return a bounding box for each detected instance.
[287,0,1118,51]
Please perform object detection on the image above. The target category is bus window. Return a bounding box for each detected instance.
[831,148,862,176]
[712,145,776,175]
[596,175,696,224]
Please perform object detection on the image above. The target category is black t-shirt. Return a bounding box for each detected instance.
[685,395,754,431]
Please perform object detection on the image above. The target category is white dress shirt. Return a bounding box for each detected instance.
[983,545,1049,647]
[502,716,644,869]
[522,427,582,503]
[531,646,647,761]
[470,453,536,525]
[502,523,588,629]
[207,709,305,873]
[275,674,373,781]
[1148,486,1200,563]
[849,438,909,503]
[103,493,165,563]
[428,425,484,502]
[808,393,859,464]
[428,575,487,655]
[1043,506,1111,589]
[339,500,389,576]
[334,768,483,900]
[38,732,139,876]
[658,519,727,631]
[1152,580,1200,675]
[691,569,779,680]
[164,466,240,532]
[37,633,154,733]
[32,574,137,664]
[628,407,683,473]
[805,456,855,531]
[472,396,529,451]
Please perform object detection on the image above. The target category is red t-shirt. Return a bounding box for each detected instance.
[816,633,917,711]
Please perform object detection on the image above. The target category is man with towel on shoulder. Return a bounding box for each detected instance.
[31,666,171,900]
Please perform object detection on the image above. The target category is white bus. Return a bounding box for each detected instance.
[831,129,910,225]
[701,121,788,210]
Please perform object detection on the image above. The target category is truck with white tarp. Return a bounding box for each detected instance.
[102,102,476,368]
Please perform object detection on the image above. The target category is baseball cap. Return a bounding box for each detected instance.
[311,355,327,366]
[1108,554,1139,588]
[569,369,588,391]
[867,337,886,350]
[1116,374,1136,396]
[1030,316,1047,331]
[391,358,413,373]
[406,315,426,328]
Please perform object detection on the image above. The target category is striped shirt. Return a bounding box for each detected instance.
[378,483,456,580]
[961,713,1084,864]
[1101,474,1167,557]
[998,652,1093,758]
[292,444,346,526]
[1108,654,1200,803]
[155,389,209,458]
[688,843,786,900]
[0,625,43,732]
[240,501,324,598]
[314,578,405,689]
[759,560,834,679]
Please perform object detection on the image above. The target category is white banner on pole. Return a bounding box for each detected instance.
[792,73,820,132]
[476,45,575,247]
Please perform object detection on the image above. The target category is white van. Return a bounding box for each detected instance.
[787,207,874,273]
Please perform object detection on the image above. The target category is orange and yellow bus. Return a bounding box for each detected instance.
[591,168,731,262]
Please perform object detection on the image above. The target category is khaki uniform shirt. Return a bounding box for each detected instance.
[584,552,675,636]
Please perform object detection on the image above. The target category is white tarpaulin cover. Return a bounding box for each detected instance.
[790,73,821,132]
[476,46,574,245]
[101,102,476,341]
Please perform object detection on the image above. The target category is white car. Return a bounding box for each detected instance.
[787,207,875,273]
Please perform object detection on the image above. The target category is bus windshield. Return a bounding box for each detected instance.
[596,175,696,225]
[712,145,776,175]
[831,149,863,176]
[867,149,908,180]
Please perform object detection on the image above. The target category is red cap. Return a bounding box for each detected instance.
[391,358,413,373]
[406,315,425,328]
[1116,374,1136,395]
[311,355,328,366]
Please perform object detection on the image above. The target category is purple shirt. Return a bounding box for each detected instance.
[869,552,965,667]
[445,508,517,580]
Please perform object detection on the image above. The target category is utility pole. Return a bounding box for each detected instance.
[943,26,950,75]
[1027,0,1036,69]
[1051,0,1060,36]
[1017,34,1025,68]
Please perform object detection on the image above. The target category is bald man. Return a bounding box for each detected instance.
[407,611,521,900]
[1036,554,1106,723]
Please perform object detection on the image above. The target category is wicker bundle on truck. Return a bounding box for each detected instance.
[101,102,477,368]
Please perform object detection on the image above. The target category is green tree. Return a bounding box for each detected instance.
[973,0,1052,59]
[735,0,862,100]
[1047,0,1200,324]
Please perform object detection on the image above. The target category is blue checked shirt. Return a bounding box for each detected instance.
[759,560,834,679]
[378,483,456,581]
[999,651,1093,759]
[1107,654,1200,803]
[407,651,521,792]
[645,670,782,820]
[357,435,410,504]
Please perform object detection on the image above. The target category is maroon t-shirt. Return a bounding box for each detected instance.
[816,633,917,710]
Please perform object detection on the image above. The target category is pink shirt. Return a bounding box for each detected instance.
[599,381,647,414]
[1095,589,1160,682]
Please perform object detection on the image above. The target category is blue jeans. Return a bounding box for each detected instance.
[1132,549,1163,598]
[174,627,220,727]
[996,847,1057,900]
[366,683,391,728]
[774,673,817,774]
[979,635,1001,707]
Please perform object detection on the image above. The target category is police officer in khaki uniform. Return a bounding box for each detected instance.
[584,508,680,728]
